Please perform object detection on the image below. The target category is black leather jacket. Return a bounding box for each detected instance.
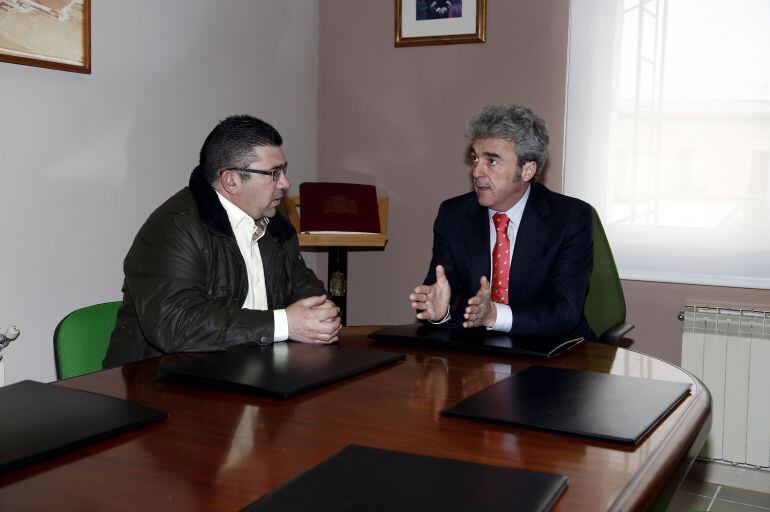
[103,166,325,368]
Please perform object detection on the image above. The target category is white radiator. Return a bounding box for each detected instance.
[681,305,770,468]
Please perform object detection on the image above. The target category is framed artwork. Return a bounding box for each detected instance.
[0,0,91,74]
[395,0,486,47]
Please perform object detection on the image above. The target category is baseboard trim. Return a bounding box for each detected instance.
[688,459,770,493]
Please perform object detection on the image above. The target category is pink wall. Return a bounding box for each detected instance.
[317,1,770,363]
[621,281,770,364]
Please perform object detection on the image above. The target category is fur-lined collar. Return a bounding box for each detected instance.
[188,166,296,242]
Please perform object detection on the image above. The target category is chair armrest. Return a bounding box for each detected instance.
[598,322,635,346]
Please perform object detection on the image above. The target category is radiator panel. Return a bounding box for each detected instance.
[701,319,727,460]
[723,327,750,463]
[681,306,770,468]
[746,325,770,467]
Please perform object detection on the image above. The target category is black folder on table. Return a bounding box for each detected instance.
[243,444,568,512]
[441,365,691,445]
[0,380,168,473]
[159,342,405,398]
[369,323,583,358]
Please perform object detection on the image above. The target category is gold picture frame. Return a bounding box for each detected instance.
[395,0,486,47]
[0,0,91,74]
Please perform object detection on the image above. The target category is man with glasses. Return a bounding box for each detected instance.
[409,104,595,340]
[104,115,340,368]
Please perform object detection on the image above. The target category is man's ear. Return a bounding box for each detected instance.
[521,161,537,182]
[217,170,240,195]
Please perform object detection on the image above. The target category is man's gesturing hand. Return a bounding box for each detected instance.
[286,295,341,344]
[409,264,452,322]
[463,276,497,328]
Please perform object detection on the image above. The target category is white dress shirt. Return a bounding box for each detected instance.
[487,184,530,331]
[216,192,289,341]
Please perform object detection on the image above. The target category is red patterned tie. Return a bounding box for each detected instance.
[491,213,511,304]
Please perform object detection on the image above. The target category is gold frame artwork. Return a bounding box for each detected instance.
[0,0,91,74]
[395,0,486,47]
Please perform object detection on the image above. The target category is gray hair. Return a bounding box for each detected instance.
[466,105,549,177]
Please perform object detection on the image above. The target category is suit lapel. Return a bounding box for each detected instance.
[462,197,490,285]
[508,183,551,299]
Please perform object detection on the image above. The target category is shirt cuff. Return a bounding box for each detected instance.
[489,303,513,332]
[428,308,452,325]
[273,309,289,341]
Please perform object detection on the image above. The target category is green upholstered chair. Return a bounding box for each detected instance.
[54,301,121,379]
[583,208,634,345]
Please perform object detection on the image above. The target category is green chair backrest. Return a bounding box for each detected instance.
[54,301,121,380]
[583,208,627,340]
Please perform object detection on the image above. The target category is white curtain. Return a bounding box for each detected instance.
[565,0,770,288]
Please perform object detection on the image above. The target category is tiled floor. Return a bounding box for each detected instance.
[668,479,770,511]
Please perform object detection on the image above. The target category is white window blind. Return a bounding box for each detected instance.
[565,0,770,288]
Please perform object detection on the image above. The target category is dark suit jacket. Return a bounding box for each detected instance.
[424,182,595,339]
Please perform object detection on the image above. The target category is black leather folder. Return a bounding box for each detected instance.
[369,323,583,358]
[441,365,691,445]
[0,380,168,473]
[242,444,568,512]
[159,342,405,398]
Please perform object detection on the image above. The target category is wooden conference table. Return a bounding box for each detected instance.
[0,328,710,511]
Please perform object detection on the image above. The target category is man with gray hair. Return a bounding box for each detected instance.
[409,105,595,339]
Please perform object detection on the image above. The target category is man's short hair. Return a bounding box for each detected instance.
[199,115,283,183]
[466,105,549,178]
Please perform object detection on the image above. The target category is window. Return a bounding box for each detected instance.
[565,0,770,288]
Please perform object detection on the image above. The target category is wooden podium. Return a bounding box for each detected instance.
[283,196,388,324]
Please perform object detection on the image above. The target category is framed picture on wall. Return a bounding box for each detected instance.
[0,0,91,74]
[395,0,486,47]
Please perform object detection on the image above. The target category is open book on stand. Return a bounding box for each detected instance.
[299,182,381,234]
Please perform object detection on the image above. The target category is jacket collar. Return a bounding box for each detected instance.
[461,182,552,279]
[188,166,295,243]
[526,182,552,220]
[507,182,551,293]
[463,182,549,219]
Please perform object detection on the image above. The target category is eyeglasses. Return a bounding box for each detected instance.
[223,164,287,182]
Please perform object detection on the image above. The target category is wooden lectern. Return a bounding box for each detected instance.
[282,196,388,325]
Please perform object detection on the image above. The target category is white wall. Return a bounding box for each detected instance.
[0,0,319,384]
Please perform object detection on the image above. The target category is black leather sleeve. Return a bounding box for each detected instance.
[121,208,278,354]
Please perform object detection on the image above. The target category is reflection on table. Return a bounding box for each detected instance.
[0,330,710,511]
